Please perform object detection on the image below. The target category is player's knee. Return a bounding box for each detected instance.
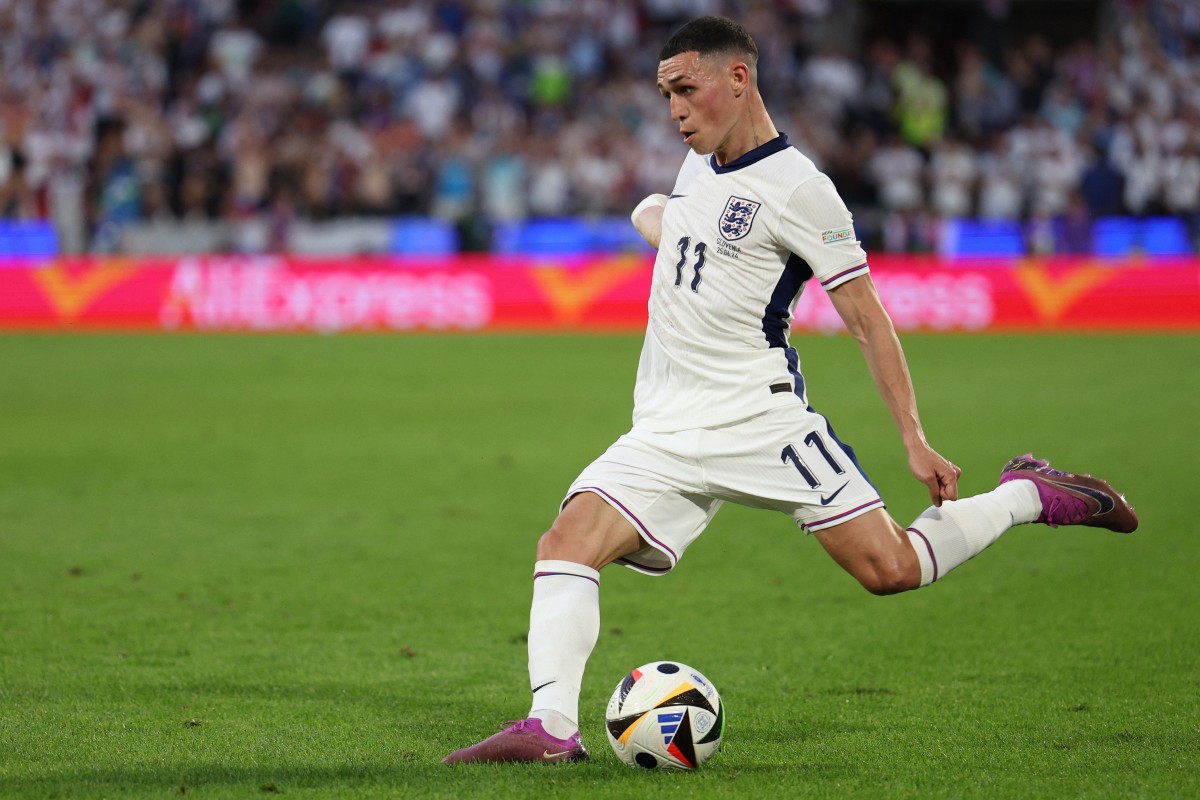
[858,561,920,596]
[536,499,642,570]
[536,517,589,561]
[536,524,567,560]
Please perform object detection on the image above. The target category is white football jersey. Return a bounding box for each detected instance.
[632,134,869,432]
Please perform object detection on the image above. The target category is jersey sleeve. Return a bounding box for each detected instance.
[775,174,869,291]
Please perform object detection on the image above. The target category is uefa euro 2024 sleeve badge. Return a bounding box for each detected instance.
[719,196,761,241]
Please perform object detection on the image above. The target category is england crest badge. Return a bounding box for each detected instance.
[719,196,761,241]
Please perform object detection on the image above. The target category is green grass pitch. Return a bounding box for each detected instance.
[1,332,1197,799]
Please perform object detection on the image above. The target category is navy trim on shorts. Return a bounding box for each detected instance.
[806,498,885,529]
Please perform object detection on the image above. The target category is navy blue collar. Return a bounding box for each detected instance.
[710,133,790,173]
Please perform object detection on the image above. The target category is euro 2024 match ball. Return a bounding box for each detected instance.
[604,660,725,769]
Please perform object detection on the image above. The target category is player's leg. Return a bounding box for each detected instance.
[537,490,645,569]
[813,478,1038,594]
[526,493,642,739]
[892,476,1044,587]
[719,405,1137,594]
[444,429,717,765]
[815,455,1138,592]
[442,495,639,765]
[813,477,1044,592]
[811,508,921,595]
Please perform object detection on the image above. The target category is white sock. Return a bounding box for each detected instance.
[527,559,600,738]
[904,481,1042,586]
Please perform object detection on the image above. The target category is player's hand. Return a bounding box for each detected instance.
[908,446,962,507]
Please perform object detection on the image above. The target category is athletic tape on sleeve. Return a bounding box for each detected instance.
[630,193,668,226]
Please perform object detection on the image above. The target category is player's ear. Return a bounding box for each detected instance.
[729,61,750,97]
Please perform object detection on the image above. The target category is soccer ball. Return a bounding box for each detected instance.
[604,660,724,770]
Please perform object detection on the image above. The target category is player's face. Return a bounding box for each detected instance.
[656,52,740,158]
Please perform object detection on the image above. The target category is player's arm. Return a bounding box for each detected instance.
[631,193,668,249]
[826,275,962,506]
[633,151,705,249]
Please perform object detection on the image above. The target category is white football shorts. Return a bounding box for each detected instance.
[563,404,885,575]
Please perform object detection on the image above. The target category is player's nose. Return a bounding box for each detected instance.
[669,94,686,121]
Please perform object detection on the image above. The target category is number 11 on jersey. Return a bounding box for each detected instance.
[675,237,707,292]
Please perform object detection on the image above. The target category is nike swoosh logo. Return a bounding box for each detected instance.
[532,681,555,694]
[542,750,572,761]
[1045,479,1116,514]
[820,483,849,506]
[669,193,686,199]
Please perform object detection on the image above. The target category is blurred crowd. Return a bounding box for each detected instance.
[0,0,1198,253]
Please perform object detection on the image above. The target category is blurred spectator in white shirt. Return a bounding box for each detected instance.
[209,22,262,91]
[928,135,978,219]
[322,11,371,80]
[1163,135,1200,220]
[869,132,925,212]
[977,133,1024,219]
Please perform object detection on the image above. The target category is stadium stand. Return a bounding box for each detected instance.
[0,0,1196,256]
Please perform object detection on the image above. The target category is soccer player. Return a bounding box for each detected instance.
[443,16,1137,765]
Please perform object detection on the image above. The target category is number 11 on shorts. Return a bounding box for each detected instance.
[781,432,845,489]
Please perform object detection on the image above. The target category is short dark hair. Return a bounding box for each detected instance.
[658,16,759,66]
